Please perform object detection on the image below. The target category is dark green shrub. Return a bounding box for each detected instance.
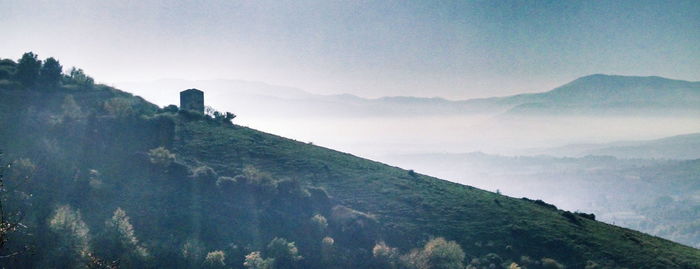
[162,104,179,113]
[14,52,41,88]
[39,57,62,88]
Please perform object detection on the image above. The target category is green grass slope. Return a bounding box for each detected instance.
[175,112,700,268]
[0,82,699,268]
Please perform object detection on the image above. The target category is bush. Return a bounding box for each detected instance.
[373,241,400,268]
[162,104,179,113]
[508,263,522,269]
[0,64,14,80]
[266,237,302,263]
[104,97,136,118]
[205,106,236,124]
[310,214,328,233]
[148,147,175,167]
[575,212,596,220]
[234,166,277,194]
[521,198,558,210]
[182,238,205,264]
[191,165,218,183]
[8,158,36,181]
[204,250,226,268]
[243,251,273,269]
[562,211,580,225]
[0,58,16,67]
[401,237,465,269]
[61,95,83,120]
[422,238,465,269]
[276,178,307,198]
[321,236,334,247]
[68,67,94,88]
[541,257,565,269]
[215,176,236,187]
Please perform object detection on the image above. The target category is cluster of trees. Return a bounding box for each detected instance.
[370,238,567,269]
[4,154,563,269]
[0,52,94,90]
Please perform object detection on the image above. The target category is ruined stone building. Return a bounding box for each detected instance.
[180,88,204,113]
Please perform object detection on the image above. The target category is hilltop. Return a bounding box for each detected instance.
[1,55,699,268]
[502,75,700,116]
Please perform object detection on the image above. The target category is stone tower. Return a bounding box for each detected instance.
[180,88,204,113]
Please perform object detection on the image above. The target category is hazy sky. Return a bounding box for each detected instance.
[1,0,699,99]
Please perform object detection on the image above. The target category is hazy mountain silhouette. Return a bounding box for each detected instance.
[119,74,700,118]
[530,132,700,159]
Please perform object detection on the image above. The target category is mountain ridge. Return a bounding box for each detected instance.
[118,74,700,118]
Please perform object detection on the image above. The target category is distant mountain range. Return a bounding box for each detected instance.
[529,132,700,159]
[119,74,700,118]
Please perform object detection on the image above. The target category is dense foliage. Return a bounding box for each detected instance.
[0,53,699,268]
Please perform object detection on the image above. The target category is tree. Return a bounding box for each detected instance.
[244,238,302,269]
[373,241,400,269]
[69,67,94,88]
[266,237,302,268]
[103,98,135,118]
[205,106,236,124]
[203,250,226,268]
[39,57,62,88]
[14,52,41,88]
[421,238,465,269]
[401,237,465,269]
[47,205,91,268]
[244,251,273,269]
[0,151,11,251]
[148,147,175,167]
[0,154,33,259]
[182,238,205,267]
[310,214,328,234]
[98,208,148,267]
[0,59,16,80]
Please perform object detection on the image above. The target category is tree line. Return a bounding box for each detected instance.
[0,52,94,90]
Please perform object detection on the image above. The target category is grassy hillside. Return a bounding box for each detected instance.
[384,152,700,248]
[0,57,699,268]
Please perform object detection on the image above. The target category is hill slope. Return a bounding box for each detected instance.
[1,85,699,268]
[532,133,700,159]
[503,74,700,116]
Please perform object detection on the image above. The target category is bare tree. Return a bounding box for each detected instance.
[0,151,30,259]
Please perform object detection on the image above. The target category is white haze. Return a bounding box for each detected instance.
[117,79,700,162]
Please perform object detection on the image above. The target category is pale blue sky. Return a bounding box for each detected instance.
[1,0,698,98]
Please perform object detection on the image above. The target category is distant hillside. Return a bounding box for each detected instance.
[1,58,700,268]
[531,133,700,159]
[503,75,700,116]
[119,74,700,118]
